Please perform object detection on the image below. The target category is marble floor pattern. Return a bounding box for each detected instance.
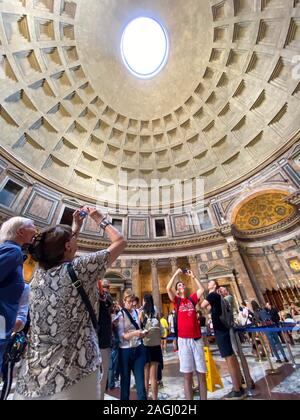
[106,342,300,401]
[272,371,300,395]
[2,342,300,400]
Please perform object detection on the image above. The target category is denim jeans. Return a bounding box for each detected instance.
[0,338,10,377]
[265,331,287,360]
[108,347,119,389]
[119,344,147,400]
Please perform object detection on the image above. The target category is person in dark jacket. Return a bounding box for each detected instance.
[98,279,114,400]
[202,280,245,400]
[0,217,36,377]
[263,303,288,364]
[265,302,280,324]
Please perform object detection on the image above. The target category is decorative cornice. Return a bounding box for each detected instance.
[216,223,234,238]
[77,230,226,253]
[285,189,300,207]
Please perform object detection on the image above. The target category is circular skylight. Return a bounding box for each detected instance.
[121,17,169,79]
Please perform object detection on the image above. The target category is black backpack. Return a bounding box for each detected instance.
[220,296,234,329]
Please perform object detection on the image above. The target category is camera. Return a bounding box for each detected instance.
[79,210,88,218]
[182,268,190,275]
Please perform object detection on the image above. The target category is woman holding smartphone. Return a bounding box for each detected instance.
[14,207,126,400]
[117,290,147,400]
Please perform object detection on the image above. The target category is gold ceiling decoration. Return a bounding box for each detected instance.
[0,0,300,208]
[234,192,295,231]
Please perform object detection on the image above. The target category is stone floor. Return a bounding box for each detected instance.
[3,342,300,400]
[106,342,300,401]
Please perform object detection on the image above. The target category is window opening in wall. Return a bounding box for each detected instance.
[60,207,75,226]
[0,180,23,207]
[155,219,166,237]
[112,218,123,233]
[199,211,213,230]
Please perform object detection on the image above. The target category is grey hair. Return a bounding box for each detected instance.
[0,217,34,243]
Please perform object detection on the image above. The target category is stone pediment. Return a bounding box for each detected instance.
[62,197,82,207]
[7,168,33,186]
[207,264,232,275]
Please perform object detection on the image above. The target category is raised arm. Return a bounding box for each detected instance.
[167,268,182,302]
[85,207,127,267]
[188,271,205,300]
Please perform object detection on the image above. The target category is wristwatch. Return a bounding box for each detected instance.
[99,218,112,230]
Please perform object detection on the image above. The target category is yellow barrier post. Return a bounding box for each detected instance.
[204,346,224,393]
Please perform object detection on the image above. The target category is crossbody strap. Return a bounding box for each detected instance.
[67,263,99,334]
[122,308,140,330]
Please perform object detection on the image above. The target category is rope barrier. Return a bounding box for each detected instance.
[166,323,300,340]
[234,324,300,334]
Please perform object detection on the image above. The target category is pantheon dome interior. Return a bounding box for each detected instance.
[1,0,300,401]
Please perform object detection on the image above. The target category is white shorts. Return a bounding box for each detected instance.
[178,337,206,374]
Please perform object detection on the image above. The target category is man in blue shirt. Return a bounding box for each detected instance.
[0,217,36,376]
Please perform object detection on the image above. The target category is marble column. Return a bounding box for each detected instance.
[131,260,141,301]
[188,255,200,279]
[228,239,264,305]
[170,257,178,273]
[151,259,162,315]
[264,247,289,290]
[169,257,179,284]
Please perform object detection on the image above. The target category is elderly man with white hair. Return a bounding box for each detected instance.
[0,217,36,376]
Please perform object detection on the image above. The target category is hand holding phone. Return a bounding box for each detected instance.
[79,210,88,219]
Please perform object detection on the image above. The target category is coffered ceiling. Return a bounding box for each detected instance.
[0,0,300,208]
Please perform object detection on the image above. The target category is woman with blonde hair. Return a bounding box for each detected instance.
[117,290,147,400]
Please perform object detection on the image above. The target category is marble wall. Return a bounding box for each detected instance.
[1,142,300,307]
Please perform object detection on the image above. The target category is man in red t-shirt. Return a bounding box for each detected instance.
[167,268,207,400]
